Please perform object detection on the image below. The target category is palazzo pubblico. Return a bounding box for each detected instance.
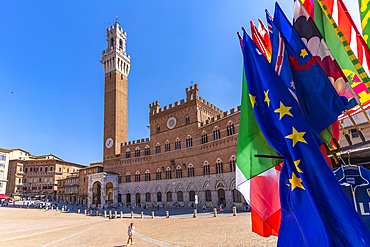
[86,21,246,209]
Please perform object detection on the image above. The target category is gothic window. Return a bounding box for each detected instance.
[188,164,194,177]
[233,189,242,203]
[176,166,182,178]
[146,192,151,202]
[167,191,172,201]
[156,169,162,180]
[186,136,193,148]
[166,168,171,179]
[156,144,161,154]
[126,173,131,183]
[216,159,223,174]
[145,146,150,156]
[185,116,190,124]
[135,148,140,157]
[157,126,160,133]
[126,150,131,159]
[157,192,162,202]
[135,171,140,182]
[189,190,195,201]
[175,139,181,150]
[213,127,221,140]
[177,191,183,202]
[165,142,171,152]
[227,121,236,136]
[145,170,151,181]
[230,156,236,172]
[201,132,208,144]
[205,190,212,201]
[204,161,210,175]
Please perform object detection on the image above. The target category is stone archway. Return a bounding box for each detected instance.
[106,182,114,205]
[93,181,102,207]
[218,189,226,205]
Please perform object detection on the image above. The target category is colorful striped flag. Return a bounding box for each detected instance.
[359,0,370,48]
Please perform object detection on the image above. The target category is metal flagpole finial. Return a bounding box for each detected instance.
[116,15,118,23]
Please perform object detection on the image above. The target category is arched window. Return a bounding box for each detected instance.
[227,121,236,136]
[213,127,221,140]
[201,132,208,144]
[126,172,131,183]
[177,191,183,202]
[188,164,194,177]
[205,190,212,201]
[40,167,43,172]
[216,159,223,174]
[175,138,181,150]
[189,190,195,201]
[135,147,140,157]
[126,149,131,159]
[110,38,114,48]
[203,161,210,175]
[146,192,151,202]
[185,116,190,124]
[45,167,48,172]
[233,189,242,203]
[145,170,151,181]
[145,145,150,156]
[135,171,140,182]
[157,192,162,202]
[119,39,123,49]
[167,191,172,202]
[230,156,236,172]
[165,141,171,152]
[156,143,161,154]
[186,135,193,148]
[156,168,162,180]
[166,167,171,179]
[176,165,182,178]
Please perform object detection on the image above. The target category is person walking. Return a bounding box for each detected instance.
[127,222,135,246]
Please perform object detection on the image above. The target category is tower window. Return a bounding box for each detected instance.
[119,39,123,49]
[157,127,160,133]
[111,38,114,48]
[185,117,190,124]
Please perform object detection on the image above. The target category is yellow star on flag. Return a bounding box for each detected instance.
[274,102,293,120]
[294,160,303,173]
[300,49,308,58]
[285,127,307,147]
[264,90,270,108]
[289,172,305,191]
[249,94,257,108]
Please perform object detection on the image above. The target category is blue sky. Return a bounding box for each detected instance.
[0,1,359,165]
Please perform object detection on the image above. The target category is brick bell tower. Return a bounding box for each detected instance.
[101,19,130,160]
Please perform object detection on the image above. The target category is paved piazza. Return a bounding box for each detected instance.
[0,207,277,246]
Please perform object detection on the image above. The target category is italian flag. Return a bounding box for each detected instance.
[236,67,282,237]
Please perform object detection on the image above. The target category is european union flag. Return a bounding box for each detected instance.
[242,31,370,246]
[272,3,346,135]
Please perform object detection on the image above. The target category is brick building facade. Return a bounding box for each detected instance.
[88,21,245,209]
